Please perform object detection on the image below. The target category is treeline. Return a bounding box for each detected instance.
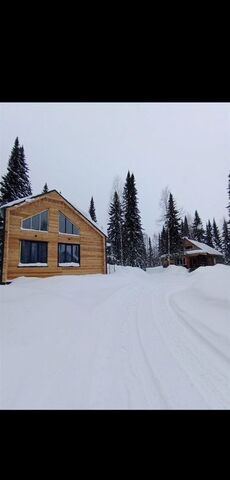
[1,137,230,268]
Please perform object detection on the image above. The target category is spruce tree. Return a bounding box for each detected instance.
[122,172,146,269]
[227,173,230,224]
[89,196,97,222]
[204,220,214,247]
[17,146,32,197]
[160,226,168,255]
[0,137,20,204]
[165,193,182,257]
[212,219,222,252]
[182,216,190,238]
[222,219,230,264]
[0,138,32,204]
[107,191,123,265]
[42,183,49,193]
[192,210,205,242]
[147,237,154,267]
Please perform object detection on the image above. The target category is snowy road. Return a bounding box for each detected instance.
[1,265,230,409]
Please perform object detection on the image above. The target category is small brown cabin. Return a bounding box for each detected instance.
[161,237,223,271]
[0,190,107,283]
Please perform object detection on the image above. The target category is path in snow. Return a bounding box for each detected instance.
[0,265,230,409]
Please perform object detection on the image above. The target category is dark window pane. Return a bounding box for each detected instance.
[72,245,80,263]
[39,243,47,263]
[59,244,66,263]
[59,213,66,233]
[66,219,72,234]
[21,241,31,263]
[32,214,40,230]
[22,218,31,229]
[31,243,38,262]
[72,224,80,235]
[66,245,72,261]
[40,211,48,231]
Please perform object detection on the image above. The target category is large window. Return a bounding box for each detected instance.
[58,243,80,266]
[20,240,48,265]
[22,210,48,231]
[59,213,80,235]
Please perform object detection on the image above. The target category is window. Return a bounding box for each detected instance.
[20,241,48,265]
[22,210,48,231]
[58,243,80,266]
[59,213,80,235]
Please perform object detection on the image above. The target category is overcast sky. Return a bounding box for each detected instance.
[0,103,229,236]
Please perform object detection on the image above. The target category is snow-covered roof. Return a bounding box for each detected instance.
[0,191,107,237]
[0,195,34,209]
[183,238,223,256]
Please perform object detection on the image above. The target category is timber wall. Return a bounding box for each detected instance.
[2,191,106,281]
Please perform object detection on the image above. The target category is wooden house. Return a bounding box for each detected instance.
[161,237,223,271]
[0,190,107,283]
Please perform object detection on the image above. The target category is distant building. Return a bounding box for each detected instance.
[0,190,107,283]
[161,237,223,271]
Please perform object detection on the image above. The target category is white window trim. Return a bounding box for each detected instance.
[58,262,80,267]
[21,209,49,232]
[58,232,80,237]
[18,262,48,267]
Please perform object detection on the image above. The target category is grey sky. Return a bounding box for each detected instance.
[0,102,229,236]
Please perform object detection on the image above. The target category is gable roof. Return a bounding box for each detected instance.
[183,237,223,256]
[0,190,107,237]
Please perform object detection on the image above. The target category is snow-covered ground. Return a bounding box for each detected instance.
[0,265,229,409]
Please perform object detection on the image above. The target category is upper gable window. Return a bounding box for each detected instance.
[59,212,80,235]
[22,210,48,231]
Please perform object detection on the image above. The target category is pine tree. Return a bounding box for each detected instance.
[182,216,190,237]
[107,191,123,265]
[89,196,97,222]
[147,237,154,267]
[1,138,20,204]
[122,172,146,269]
[165,193,182,257]
[212,219,222,252]
[160,226,168,255]
[204,220,214,247]
[192,210,205,242]
[227,173,230,224]
[222,219,230,264]
[0,138,32,205]
[17,146,32,197]
[42,183,49,193]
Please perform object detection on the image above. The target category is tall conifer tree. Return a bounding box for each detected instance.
[42,183,49,193]
[89,196,97,222]
[0,138,32,204]
[192,210,205,242]
[204,220,214,247]
[165,193,182,256]
[222,219,230,264]
[107,191,123,265]
[122,172,146,269]
[212,219,222,252]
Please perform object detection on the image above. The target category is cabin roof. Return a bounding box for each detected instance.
[183,237,223,256]
[0,190,107,237]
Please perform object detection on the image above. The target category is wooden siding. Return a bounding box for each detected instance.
[3,191,106,281]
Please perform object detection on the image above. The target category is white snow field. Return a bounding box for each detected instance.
[0,265,230,409]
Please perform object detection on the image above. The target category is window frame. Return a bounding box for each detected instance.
[58,212,80,236]
[58,243,80,267]
[19,240,48,266]
[21,210,49,232]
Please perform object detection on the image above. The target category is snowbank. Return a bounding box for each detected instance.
[1,264,229,409]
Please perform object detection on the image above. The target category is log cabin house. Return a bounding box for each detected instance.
[161,237,223,271]
[0,190,107,283]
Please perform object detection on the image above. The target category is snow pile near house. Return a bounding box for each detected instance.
[1,265,229,409]
[190,264,230,304]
